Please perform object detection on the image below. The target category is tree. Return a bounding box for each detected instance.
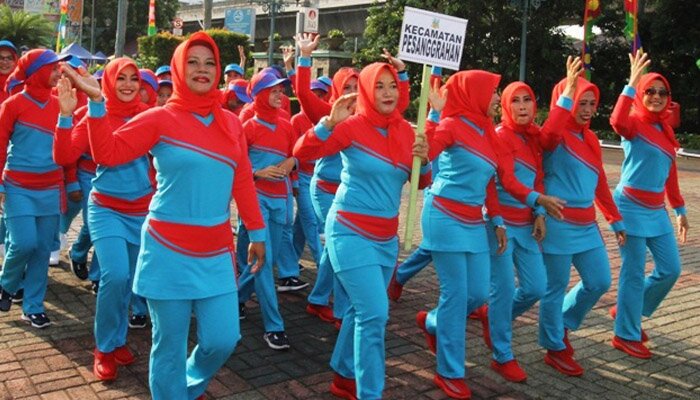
[86,0,179,56]
[0,5,55,48]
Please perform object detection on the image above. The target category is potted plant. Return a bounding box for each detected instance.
[326,29,345,50]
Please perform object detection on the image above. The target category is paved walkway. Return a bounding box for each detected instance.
[1,149,699,399]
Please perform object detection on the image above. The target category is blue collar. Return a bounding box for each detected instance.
[254,117,276,131]
[21,92,48,109]
[193,113,214,127]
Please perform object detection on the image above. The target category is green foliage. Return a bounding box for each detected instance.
[136,29,250,74]
[0,5,55,48]
[327,29,345,39]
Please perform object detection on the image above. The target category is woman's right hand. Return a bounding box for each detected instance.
[294,33,320,58]
[628,49,650,88]
[562,56,584,99]
[248,242,266,274]
[254,165,287,180]
[536,194,566,220]
[57,75,77,117]
[61,64,102,102]
[326,93,357,129]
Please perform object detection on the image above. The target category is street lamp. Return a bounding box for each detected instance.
[513,0,546,82]
[250,0,309,66]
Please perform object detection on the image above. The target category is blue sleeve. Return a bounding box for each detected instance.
[491,216,505,227]
[534,205,546,216]
[314,121,332,141]
[248,228,266,243]
[525,191,541,208]
[398,71,409,82]
[420,163,431,175]
[557,95,573,111]
[431,66,442,76]
[286,69,296,78]
[298,57,312,67]
[622,85,636,98]
[428,109,440,123]
[610,220,625,232]
[88,99,106,118]
[66,182,81,192]
[674,206,687,217]
[57,115,73,128]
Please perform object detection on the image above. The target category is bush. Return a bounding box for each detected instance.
[205,28,250,67]
[327,29,345,39]
[0,5,54,48]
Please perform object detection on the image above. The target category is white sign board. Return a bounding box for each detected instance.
[398,7,467,71]
[303,7,319,33]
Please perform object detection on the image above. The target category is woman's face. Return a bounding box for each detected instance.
[114,66,140,102]
[48,63,61,87]
[185,45,216,95]
[157,85,172,106]
[575,90,597,125]
[343,77,358,95]
[268,85,283,108]
[487,90,500,118]
[509,88,535,125]
[373,70,398,115]
[642,79,669,113]
[0,49,16,75]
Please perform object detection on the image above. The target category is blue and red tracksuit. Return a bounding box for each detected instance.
[609,85,683,342]
[87,100,265,400]
[294,114,431,399]
[54,109,154,354]
[237,115,296,333]
[538,96,625,351]
[0,91,64,315]
[486,124,547,364]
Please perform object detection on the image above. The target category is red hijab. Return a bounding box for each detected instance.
[442,70,501,139]
[249,71,281,123]
[355,62,411,166]
[500,81,539,137]
[330,67,359,103]
[102,58,149,118]
[8,49,60,102]
[165,31,228,131]
[550,76,601,156]
[633,72,679,148]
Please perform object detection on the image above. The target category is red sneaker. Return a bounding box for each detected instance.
[563,328,574,356]
[306,303,335,323]
[93,349,117,381]
[387,268,403,301]
[491,359,527,383]
[609,306,649,342]
[113,345,135,366]
[416,311,436,354]
[468,304,487,320]
[329,372,357,400]
[611,335,652,359]
[544,349,584,377]
[433,374,471,399]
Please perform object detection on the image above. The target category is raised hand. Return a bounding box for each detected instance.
[326,93,357,129]
[57,75,78,117]
[428,80,447,113]
[381,48,405,72]
[295,33,320,58]
[237,44,247,68]
[61,64,101,101]
[628,49,651,88]
[562,56,584,99]
[282,46,295,71]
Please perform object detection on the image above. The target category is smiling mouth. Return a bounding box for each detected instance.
[194,77,210,83]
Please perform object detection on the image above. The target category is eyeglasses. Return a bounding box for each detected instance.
[644,88,670,97]
[0,56,14,62]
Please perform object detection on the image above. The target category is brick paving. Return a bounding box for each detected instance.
[1,148,699,399]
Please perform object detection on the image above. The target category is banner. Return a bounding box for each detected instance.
[303,7,318,33]
[148,0,156,36]
[224,7,256,41]
[624,0,642,54]
[582,0,601,80]
[398,7,467,71]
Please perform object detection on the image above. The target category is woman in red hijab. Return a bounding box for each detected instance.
[55,57,153,381]
[294,62,430,400]
[0,49,69,327]
[608,50,688,359]
[62,31,265,400]
[0,40,18,104]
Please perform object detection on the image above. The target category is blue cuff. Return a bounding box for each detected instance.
[88,98,106,118]
[314,121,332,141]
[292,180,299,189]
[557,95,573,111]
[298,57,312,67]
[674,206,687,216]
[431,66,442,76]
[248,228,266,243]
[57,115,73,128]
[0,184,4,194]
[66,182,80,193]
[491,216,505,227]
[611,220,625,232]
[534,205,546,216]
[622,85,636,98]
[398,71,409,82]
[286,69,296,78]
[525,191,541,208]
[420,163,431,175]
[428,109,440,123]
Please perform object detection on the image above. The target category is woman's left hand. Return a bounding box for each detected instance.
[532,215,546,242]
[412,132,429,165]
[677,215,689,244]
[616,230,627,247]
[248,241,266,274]
[495,226,507,255]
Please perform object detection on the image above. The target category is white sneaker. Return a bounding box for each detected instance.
[59,233,68,250]
[49,250,60,266]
